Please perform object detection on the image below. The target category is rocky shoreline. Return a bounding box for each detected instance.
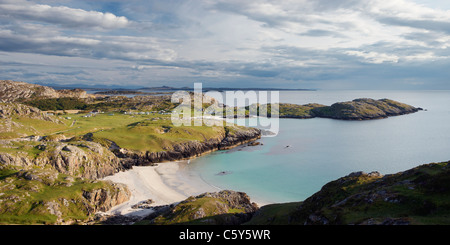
[112,127,261,167]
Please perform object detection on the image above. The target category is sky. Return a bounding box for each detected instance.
[1,0,450,89]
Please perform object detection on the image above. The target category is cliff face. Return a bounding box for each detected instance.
[0,80,89,102]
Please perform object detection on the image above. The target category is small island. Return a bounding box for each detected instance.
[244,98,422,120]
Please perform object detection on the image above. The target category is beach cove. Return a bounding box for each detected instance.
[101,160,222,218]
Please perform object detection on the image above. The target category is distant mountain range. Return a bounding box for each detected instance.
[35,82,316,92]
[140,86,316,92]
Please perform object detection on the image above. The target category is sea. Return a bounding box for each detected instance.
[182,90,450,204]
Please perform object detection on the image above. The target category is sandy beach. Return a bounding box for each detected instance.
[102,160,220,217]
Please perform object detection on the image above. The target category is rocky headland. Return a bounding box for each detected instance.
[112,126,261,166]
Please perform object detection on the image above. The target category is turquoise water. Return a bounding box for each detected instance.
[184,90,450,204]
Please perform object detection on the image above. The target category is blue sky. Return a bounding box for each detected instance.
[1,0,450,89]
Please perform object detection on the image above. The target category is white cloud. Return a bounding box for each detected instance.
[344,51,399,64]
[0,0,129,30]
[212,0,450,48]
[0,25,177,63]
[403,52,447,61]
[1,0,450,89]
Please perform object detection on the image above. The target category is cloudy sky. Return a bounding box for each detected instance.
[1,0,450,89]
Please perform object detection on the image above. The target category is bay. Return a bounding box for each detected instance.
[183,90,450,204]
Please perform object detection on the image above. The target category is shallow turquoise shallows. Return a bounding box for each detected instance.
[184,90,450,204]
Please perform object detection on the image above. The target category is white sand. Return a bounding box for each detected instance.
[102,161,220,217]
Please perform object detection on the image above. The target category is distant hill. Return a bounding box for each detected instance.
[139,86,315,92]
[33,81,316,92]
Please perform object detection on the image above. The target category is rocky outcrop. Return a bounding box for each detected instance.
[0,141,128,180]
[0,80,90,102]
[57,88,89,99]
[0,152,34,167]
[194,190,259,213]
[82,181,132,214]
[219,127,262,150]
[0,167,131,225]
[0,102,61,123]
[148,190,259,225]
[46,142,128,179]
[0,138,132,225]
[0,80,59,102]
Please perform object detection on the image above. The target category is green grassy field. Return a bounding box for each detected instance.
[68,113,227,152]
[62,113,154,137]
[0,111,233,153]
[94,120,225,152]
[0,117,70,139]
